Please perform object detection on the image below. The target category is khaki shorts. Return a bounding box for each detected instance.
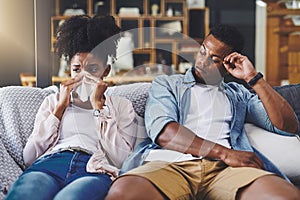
[120,159,272,200]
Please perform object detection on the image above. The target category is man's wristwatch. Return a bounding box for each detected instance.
[247,72,263,87]
[93,109,104,117]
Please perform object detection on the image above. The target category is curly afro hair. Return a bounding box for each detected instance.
[209,24,244,53]
[55,15,121,64]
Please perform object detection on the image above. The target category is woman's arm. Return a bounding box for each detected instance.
[95,96,138,168]
[23,77,80,166]
[23,94,61,166]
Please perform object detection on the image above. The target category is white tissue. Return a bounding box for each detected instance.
[73,72,99,102]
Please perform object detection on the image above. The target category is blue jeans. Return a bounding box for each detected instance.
[6,151,112,200]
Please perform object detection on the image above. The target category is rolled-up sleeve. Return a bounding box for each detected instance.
[95,96,138,168]
[145,76,180,143]
[245,87,297,137]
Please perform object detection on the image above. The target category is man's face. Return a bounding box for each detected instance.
[194,34,233,85]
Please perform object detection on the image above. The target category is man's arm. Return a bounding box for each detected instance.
[146,74,263,169]
[224,52,299,133]
[248,77,298,133]
[156,122,265,169]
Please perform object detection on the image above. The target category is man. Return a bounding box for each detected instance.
[106,25,300,199]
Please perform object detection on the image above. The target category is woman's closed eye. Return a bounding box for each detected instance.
[72,65,81,73]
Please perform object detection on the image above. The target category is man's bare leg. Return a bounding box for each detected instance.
[105,175,166,200]
[237,175,300,200]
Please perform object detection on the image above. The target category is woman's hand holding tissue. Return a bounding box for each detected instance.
[54,74,83,120]
[90,79,108,110]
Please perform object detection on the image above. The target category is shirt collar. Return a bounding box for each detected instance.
[183,67,226,90]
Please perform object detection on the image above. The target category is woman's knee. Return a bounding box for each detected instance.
[6,171,59,200]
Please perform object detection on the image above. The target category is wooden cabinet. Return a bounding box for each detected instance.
[264,0,300,85]
[51,0,209,73]
[288,33,300,83]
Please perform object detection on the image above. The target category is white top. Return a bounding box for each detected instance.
[185,84,231,148]
[145,84,232,163]
[51,105,107,153]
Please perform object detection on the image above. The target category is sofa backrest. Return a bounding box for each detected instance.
[106,82,152,117]
[274,84,300,121]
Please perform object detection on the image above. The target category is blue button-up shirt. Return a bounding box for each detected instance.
[121,68,297,181]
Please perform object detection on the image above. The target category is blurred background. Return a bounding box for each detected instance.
[0,0,299,87]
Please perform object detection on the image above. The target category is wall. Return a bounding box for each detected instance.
[206,0,255,85]
[255,0,267,76]
[207,0,256,62]
[0,0,34,86]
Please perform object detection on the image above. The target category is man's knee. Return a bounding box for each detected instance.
[105,176,134,200]
[237,175,300,200]
[106,175,165,200]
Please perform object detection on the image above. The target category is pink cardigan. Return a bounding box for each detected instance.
[23,93,139,178]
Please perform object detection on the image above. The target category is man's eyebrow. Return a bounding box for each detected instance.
[202,44,222,59]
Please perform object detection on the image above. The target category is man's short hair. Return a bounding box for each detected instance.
[209,24,245,53]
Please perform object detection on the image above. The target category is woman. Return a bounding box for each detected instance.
[6,15,139,200]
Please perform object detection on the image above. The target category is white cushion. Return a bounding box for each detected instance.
[245,123,300,186]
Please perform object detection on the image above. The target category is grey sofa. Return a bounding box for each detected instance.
[0,82,299,199]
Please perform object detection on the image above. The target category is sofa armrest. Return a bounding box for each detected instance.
[245,123,300,188]
[0,86,57,196]
[0,138,23,196]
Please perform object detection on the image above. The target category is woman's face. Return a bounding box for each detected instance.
[70,52,106,79]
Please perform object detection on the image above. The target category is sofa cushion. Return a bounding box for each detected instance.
[0,86,57,169]
[0,86,57,194]
[0,138,22,196]
[106,82,152,117]
[274,84,300,121]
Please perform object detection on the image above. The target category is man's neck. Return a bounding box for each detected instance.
[191,67,222,86]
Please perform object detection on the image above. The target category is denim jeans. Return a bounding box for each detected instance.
[6,151,112,200]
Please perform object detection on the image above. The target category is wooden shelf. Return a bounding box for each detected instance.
[51,0,209,77]
[264,0,300,85]
[274,27,300,34]
[267,9,300,17]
